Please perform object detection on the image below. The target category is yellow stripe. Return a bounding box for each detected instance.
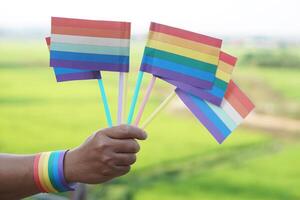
[41,152,58,193]
[149,31,220,57]
[216,70,231,82]
[38,153,52,192]
[147,39,219,65]
[218,60,234,73]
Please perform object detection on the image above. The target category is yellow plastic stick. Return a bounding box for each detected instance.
[141,90,176,129]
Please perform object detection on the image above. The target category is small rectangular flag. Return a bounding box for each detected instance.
[46,37,101,82]
[163,51,237,106]
[176,80,255,144]
[50,17,130,72]
[140,22,222,88]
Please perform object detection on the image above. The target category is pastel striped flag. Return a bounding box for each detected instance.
[50,17,130,72]
[176,80,255,144]
[46,37,101,82]
[140,22,222,88]
[163,51,237,106]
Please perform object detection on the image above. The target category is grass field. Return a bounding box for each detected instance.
[0,40,300,200]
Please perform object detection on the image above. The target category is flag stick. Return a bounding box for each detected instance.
[134,76,157,126]
[98,79,113,127]
[127,71,144,124]
[122,73,129,123]
[141,90,176,129]
[117,72,125,125]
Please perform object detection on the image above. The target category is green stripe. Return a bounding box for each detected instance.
[214,79,228,91]
[144,47,217,73]
[51,42,129,56]
[48,151,60,191]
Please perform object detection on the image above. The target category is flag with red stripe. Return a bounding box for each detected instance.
[140,22,222,88]
[176,80,255,143]
[50,17,130,72]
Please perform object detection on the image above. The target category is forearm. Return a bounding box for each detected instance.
[0,125,147,199]
[0,154,39,200]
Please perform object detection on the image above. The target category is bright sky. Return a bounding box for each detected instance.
[1,0,299,37]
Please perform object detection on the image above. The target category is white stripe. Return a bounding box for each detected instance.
[51,34,130,47]
[221,100,244,125]
[206,101,237,131]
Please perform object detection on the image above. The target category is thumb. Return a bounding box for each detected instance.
[105,125,147,140]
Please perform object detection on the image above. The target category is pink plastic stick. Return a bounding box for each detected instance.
[117,72,125,125]
[134,76,157,126]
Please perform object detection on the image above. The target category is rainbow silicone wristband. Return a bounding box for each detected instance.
[34,151,76,193]
[41,152,58,193]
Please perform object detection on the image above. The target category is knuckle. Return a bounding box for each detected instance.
[94,130,105,138]
[97,142,109,151]
[97,138,112,151]
[100,154,113,163]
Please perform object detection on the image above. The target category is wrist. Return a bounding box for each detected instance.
[64,149,77,183]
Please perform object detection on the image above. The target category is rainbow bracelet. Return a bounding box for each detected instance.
[33,150,77,193]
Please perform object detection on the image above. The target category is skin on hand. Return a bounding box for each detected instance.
[64,125,147,184]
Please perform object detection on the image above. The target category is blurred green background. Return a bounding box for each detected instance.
[1,38,300,200]
[1,0,300,199]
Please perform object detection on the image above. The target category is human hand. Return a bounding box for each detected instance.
[64,125,147,184]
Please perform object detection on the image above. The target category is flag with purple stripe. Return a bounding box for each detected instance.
[50,17,130,72]
[176,80,255,144]
[140,22,222,88]
[46,37,101,82]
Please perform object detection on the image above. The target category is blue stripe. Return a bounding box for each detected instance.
[50,51,129,64]
[190,94,231,137]
[209,85,225,98]
[52,151,69,192]
[206,102,237,131]
[142,56,214,82]
[53,67,94,75]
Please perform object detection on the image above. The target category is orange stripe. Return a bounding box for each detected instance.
[149,31,220,57]
[218,60,235,74]
[51,26,130,39]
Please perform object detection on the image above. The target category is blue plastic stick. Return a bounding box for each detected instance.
[98,79,113,127]
[127,71,144,124]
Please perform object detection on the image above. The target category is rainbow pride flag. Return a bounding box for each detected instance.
[46,37,101,82]
[50,17,130,72]
[163,51,237,106]
[140,22,222,88]
[176,80,255,143]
